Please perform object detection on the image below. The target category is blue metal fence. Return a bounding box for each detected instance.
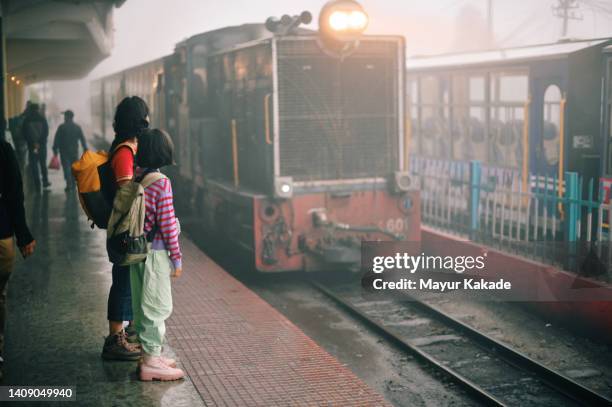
[410,156,612,279]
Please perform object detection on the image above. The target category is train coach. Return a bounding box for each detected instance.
[91,0,420,272]
[406,37,612,196]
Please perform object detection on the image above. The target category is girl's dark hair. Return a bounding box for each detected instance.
[110,96,149,151]
[136,129,174,169]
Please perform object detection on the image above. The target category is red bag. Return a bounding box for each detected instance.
[48,154,60,170]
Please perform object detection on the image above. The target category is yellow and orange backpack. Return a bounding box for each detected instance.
[71,141,136,229]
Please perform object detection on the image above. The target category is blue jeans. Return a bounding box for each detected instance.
[60,152,77,189]
[107,264,133,322]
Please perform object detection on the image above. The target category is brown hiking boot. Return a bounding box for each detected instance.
[125,325,139,344]
[101,330,141,361]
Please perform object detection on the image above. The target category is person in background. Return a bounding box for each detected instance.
[52,110,88,191]
[8,101,30,173]
[131,129,184,381]
[102,96,149,361]
[22,103,50,191]
[0,129,36,380]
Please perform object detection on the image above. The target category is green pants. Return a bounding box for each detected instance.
[130,249,173,356]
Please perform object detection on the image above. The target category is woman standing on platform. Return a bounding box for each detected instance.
[101,97,149,361]
[130,129,184,381]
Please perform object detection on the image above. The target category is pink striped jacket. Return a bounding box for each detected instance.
[139,170,182,269]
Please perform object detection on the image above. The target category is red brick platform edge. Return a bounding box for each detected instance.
[166,238,390,407]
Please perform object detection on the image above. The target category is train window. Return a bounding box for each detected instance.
[608,60,612,140]
[543,85,561,167]
[419,76,451,159]
[469,77,485,102]
[190,44,209,117]
[489,72,528,168]
[451,74,487,162]
[420,76,439,104]
[407,79,419,156]
[223,54,234,83]
[497,74,528,102]
[606,61,612,176]
[235,52,248,82]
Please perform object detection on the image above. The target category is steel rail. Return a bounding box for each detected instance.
[313,282,612,407]
[311,282,507,407]
[398,292,612,406]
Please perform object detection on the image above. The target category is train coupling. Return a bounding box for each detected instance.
[310,208,404,240]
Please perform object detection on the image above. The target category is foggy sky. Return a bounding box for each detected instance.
[89,0,612,79]
[35,0,612,130]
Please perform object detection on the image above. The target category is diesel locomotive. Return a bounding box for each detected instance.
[91,0,420,272]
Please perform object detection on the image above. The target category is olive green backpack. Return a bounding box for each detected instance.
[106,172,167,265]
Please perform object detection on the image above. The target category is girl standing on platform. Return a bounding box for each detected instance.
[103,96,149,361]
[130,129,184,381]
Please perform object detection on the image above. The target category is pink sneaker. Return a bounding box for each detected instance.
[138,355,177,368]
[160,356,177,368]
[139,356,185,381]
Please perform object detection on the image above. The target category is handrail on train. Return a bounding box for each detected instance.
[231,119,240,188]
[264,93,273,145]
[558,96,567,217]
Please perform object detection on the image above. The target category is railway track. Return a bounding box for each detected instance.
[312,281,612,407]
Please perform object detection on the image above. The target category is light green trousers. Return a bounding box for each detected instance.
[130,249,173,356]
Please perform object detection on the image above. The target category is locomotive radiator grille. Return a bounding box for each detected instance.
[277,38,400,182]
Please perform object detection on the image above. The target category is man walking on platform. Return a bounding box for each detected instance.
[8,102,30,173]
[22,103,50,191]
[52,110,88,191]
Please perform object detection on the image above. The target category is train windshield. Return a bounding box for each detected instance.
[276,38,401,182]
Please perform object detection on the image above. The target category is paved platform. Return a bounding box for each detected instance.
[169,239,388,406]
[3,170,389,406]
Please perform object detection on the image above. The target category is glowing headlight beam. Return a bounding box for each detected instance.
[328,9,368,32]
[348,10,368,30]
[329,11,349,31]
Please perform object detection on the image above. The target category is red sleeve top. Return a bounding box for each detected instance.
[110,146,135,185]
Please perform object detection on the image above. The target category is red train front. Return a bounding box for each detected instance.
[194,2,419,272]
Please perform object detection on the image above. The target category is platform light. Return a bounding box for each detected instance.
[10,76,15,81]
[15,80,20,85]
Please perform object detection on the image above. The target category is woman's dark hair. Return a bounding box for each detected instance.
[110,96,149,151]
[135,129,174,169]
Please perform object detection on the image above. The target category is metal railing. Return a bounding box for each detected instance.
[410,156,612,280]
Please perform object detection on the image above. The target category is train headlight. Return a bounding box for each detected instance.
[328,10,368,32]
[319,0,368,42]
[392,171,418,193]
[275,177,294,199]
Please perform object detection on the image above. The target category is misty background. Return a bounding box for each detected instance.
[26,0,612,135]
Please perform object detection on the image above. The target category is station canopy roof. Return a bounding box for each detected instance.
[407,38,612,71]
[3,0,126,84]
